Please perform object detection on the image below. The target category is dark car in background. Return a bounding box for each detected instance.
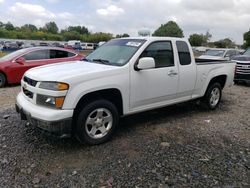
[233,48,250,84]
[0,47,83,87]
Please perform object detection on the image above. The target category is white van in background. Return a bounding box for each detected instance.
[81,43,94,50]
[68,40,81,46]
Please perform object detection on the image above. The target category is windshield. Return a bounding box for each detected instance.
[0,48,29,62]
[204,49,225,57]
[243,48,250,56]
[86,39,146,66]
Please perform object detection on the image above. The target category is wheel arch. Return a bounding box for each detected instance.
[204,75,227,97]
[74,88,124,117]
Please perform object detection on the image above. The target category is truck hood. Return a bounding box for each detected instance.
[25,61,121,83]
[198,55,226,60]
[232,55,250,62]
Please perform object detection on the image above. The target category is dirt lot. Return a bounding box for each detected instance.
[0,85,249,187]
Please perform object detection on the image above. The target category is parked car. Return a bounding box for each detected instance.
[232,48,250,84]
[16,37,235,145]
[81,43,94,50]
[0,47,83,87]
[198,48,241,61]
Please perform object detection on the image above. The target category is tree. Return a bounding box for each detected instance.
[243,30,250,49]
[116,33,130,38]
[67,26,89,35]
[21,24,38,32]
[214,38,236,48]
[0,21,4,28]
[153,21,184,38]
[43,21,59,34]
[204,30,212,42]
[189,34,206,46]
[5,22,15,31]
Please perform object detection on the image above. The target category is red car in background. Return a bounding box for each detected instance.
[0,47,84,87]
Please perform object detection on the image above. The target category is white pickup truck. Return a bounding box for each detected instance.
[16,37,235,145]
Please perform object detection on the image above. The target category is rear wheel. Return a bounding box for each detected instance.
[204,83,222,110]
[75,99,119,145]
[0,73,6,88]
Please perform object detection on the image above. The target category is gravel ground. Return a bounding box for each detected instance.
[0,85,249,187]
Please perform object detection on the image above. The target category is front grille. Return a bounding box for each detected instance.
[23,76,38,87]
[236,62,250,74]
[23,87,33,99]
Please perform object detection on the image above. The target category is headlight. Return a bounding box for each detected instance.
[39,82,69,91]
[37,94,65,109]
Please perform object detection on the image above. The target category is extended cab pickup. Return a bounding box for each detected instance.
[16,37,236,145]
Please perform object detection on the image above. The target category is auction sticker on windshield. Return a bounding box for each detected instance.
[126,42,142,47]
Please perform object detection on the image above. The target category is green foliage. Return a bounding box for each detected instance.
[243,30,250,49]
[153,21,184,38]
[0,21,113,43]
[21,24,38,32]
[66,26,89,35]
[43,21,59,34]
[116,33,130,38]
[214,38,236,48]
[189,34,206,46]
[82,32,113,43]
[5,22,15,31]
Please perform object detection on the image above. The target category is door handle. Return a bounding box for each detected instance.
[168,70,178,76]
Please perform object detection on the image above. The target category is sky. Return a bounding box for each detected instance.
[0,0,249,44]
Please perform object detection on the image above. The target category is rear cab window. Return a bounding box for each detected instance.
[176,41,191,65]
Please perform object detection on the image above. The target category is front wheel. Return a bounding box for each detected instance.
[75,99,119,145]
[0,73,6,88]
[204,83,222,110]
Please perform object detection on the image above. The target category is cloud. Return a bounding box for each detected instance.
[96,5,124,16]
[7,2,77,29]
[45,0,60,3]
[0,0,4,3]
[1,0,250,43]
[10,2,55,19]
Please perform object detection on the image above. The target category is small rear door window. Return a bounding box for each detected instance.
[176,41,191,65]
[50,50,75,59]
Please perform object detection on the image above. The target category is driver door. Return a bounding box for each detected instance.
[130,41,179,111]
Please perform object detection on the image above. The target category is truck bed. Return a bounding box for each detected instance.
[195,58,228,64]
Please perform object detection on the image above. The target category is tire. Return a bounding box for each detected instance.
[204,83,222,110]
[234,80,239,85]
[0,73,6,88]
[75,99,119,145]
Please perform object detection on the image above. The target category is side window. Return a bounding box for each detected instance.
[23,50,49,61]
[50,50,75,59]
[140,41,174,68]
[176,41,191,65]
[225,50,235,58]
[235,50,240,56]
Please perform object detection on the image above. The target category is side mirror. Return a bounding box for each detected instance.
[15,57,25,64]
[135,57,155,71]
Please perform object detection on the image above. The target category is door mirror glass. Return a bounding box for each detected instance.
[15,57,26,64]
[136,57,155,71]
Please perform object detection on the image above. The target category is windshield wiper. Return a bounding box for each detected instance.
[92,59,110,65]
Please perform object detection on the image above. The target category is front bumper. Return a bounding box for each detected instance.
[234,73,250,83]
[16,93,74,137]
